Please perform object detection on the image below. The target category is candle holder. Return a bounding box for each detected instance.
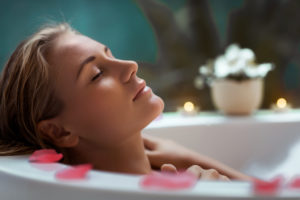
[177,101,200,116]
[271,98,291,113]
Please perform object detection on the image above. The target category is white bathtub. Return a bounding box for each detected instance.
[1,110,300,200]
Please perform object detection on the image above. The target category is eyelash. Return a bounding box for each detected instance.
[91,70,103,82]
[90,48,111,82]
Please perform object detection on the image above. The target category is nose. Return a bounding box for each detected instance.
[119,60,138,83]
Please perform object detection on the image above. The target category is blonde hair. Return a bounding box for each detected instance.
[0,23,75,155]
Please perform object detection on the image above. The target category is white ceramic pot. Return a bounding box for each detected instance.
[211,78,264,115]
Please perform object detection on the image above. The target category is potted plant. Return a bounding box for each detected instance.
[195,44,274,115]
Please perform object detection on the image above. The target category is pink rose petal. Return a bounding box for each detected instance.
[32,149,57,156]
[287,176,300,189]
[55,164,92,180]
[140,171,197,190]
[253,176,284,195]
[29,149,63,163]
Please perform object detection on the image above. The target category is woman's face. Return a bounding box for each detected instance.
[47,32,164,148]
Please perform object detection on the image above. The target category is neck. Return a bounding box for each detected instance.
[63,132,151,175]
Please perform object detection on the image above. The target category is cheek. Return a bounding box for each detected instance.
[83,100,134,146]
[66,85,132,142]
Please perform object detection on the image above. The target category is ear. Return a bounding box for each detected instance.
[37,119,79,148]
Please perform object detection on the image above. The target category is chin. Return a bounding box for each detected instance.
[154,95,165,115]
[133,94,164,131]
[144,94,164,125]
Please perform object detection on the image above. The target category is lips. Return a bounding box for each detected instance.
[133,80,146,101]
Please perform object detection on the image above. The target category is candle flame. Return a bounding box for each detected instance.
[276,98,287,109]
[184,101,194,112]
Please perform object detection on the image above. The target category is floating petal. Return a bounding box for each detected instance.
[29,149,63,163]
[140,171,197,190]
[252,176,284,195]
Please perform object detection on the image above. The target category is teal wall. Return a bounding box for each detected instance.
[0,0,157,68]
[0,0,244,70]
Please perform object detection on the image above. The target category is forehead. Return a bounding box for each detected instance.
[50,33,104,65]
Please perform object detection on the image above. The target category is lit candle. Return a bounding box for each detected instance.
[271,98,291,112]
[178,101,199,116]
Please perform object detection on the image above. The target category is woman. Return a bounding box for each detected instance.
[0,23,252,181]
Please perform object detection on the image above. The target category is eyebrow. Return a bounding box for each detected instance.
[76,55,96,80]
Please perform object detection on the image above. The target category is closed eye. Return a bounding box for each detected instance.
[91,70,103,82]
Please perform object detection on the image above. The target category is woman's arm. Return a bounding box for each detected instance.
[143,134,253,181]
